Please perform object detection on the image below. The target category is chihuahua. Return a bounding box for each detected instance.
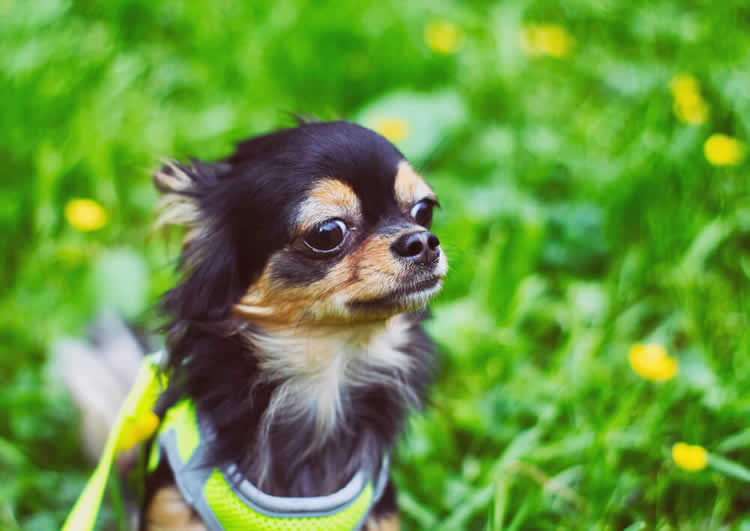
[137,120,448,530]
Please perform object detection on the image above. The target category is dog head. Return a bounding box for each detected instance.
[156,120,447,328]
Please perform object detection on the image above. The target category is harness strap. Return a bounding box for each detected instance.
[154,401,390,530]
[63,354,164,531]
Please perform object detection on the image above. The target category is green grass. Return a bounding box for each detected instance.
[3,0,750,529]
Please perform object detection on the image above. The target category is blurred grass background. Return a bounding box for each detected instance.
[3,0,750,529]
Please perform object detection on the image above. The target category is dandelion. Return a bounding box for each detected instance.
[704,134,745,166]
[672,442,708,472]
[669,73,709,125]
[669,73,700,96]
[424,21,461,54]
[520,24,573,58]
[65,198,108,231]
[372,116,411,143]
[628,343,678,382]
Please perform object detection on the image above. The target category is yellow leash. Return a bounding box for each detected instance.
[63,355,164,531]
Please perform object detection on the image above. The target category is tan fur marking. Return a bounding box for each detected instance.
[394,161,435,210]
[296,178,362,233]
[144,486,207,531]
[233,229,446,327]
[365,513,401,531]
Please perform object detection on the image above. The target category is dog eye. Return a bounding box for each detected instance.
[303,219,348,253]
[410,200,434,228]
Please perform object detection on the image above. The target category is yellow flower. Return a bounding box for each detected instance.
[669,73,700,97]
[373,116,411,143]
[425,21,461,54]
[65,198,108,231]
[520,24,573,58]
[673,99,709,125]
[628,343,678,382]
[672,442,708,472]
[704,134,745,166]
[669,73,709,125]
[118,411,160,453]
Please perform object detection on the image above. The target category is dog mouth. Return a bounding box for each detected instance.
[348,275,444,313]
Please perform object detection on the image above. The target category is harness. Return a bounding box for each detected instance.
[63,354,390,531]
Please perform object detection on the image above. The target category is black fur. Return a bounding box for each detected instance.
[369,480,399,521]
[153,121,436,501]
[270,250,331,284]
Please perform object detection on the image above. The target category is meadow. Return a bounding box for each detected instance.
[2,0,750,529]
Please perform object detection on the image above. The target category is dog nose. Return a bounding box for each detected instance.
[391,231,440,265]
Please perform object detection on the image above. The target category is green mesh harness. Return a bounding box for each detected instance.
[150,399,390,531]
[63,354,390,531]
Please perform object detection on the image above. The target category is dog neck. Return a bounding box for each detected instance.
[246,315,414,447]
[163,309,433,497]
[234,313,427,496]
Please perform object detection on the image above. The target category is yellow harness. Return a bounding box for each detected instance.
[64,355,387,531]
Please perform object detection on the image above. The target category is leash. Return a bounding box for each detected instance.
[63,355,164,531]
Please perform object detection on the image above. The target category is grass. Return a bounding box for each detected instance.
[2,0,750,528]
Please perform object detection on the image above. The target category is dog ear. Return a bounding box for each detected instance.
[153,159,230,246]
[154,159,243,322]
[153,160,200,229]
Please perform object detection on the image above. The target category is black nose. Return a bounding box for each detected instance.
[391,231,441,265]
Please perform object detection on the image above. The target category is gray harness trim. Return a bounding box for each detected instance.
[155,408,390,530]
[223,464,369,516]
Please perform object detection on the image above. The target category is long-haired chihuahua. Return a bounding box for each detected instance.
[74,120,448,530]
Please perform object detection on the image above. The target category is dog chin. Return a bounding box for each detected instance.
[347,276,444,317]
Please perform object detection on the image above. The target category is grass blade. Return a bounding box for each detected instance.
[708,454,750,483]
